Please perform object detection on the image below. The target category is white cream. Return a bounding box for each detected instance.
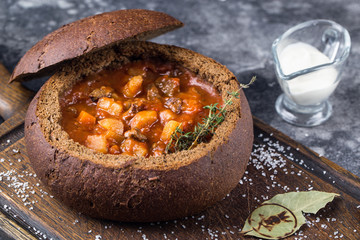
[279,42,338,106]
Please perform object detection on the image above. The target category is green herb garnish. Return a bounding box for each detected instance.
[165,76,256,154]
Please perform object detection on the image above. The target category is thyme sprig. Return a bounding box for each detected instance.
[165,76,256,154]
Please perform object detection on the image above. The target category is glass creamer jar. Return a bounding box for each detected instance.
[272,19,351,127]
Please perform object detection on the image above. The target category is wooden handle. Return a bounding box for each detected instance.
[0,63,33,120]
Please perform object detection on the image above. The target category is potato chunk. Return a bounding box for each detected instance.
[97,97,123,116]
[159,109,177,124]
[182,99,203,114]
[109,145,121,154]
[123,75,143,98]
[160,120,182,142]
[127,66,146,76]
[77,111,96,126]
[120,139,149,157]
[85,135,108,153]
[98,118,124,135]
[130,110,158,129]
[104,130,123,142]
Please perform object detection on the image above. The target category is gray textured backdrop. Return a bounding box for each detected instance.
[0,0,359,176]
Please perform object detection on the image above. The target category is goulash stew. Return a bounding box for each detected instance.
[60,59,222,157]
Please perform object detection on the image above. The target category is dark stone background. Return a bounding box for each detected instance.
[0,0,359,176]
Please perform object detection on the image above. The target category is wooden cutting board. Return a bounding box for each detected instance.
[0,65,359,240]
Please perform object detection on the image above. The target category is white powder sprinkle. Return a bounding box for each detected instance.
[0,130,345,240]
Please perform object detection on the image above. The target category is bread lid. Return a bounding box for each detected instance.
[9,9,183,83]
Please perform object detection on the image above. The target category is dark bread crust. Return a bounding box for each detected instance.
[25,41,253,222]
[10,9,183,83]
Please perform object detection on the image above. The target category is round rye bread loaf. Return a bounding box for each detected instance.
[9,9,183,83]
[16,10,253,222]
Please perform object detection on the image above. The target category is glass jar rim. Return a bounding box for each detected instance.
[272,19,351,80]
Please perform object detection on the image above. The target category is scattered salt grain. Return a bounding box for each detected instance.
[0,130,346,240]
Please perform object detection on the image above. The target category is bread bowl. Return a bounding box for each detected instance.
[11,9,254,222]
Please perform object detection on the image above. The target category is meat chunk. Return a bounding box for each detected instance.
[122,101,145,121]
[164,97,182,114]
[146,83,161,100]
[155,76,180,97]
[124,128,148,142]
[89,86,115,102]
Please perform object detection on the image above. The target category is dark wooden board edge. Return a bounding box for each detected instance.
[0,195,49,240]
[0,63,33,120]
[0,116,359,240]
[252,116,360,201]
[0,209,36,240]
[0,105,28,138]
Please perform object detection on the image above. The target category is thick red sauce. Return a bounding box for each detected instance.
[59,59,222,157]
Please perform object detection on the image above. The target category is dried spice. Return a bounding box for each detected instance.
[241,191,340,239]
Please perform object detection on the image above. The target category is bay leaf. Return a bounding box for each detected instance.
[264,191,340,214]
[241,191,340,239]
